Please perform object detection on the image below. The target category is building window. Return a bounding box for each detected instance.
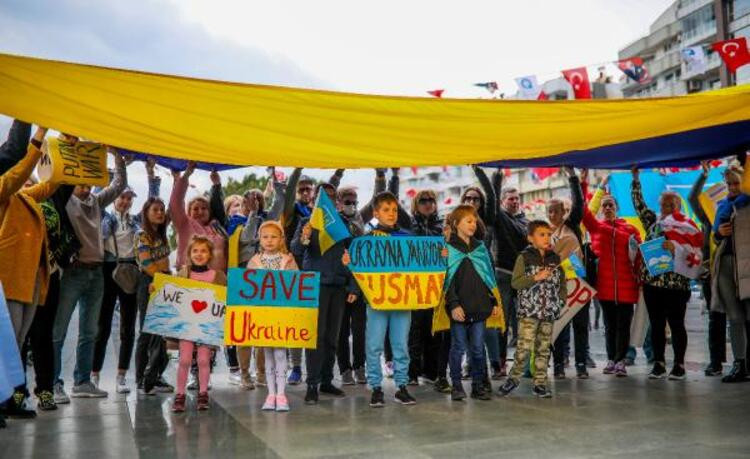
[681,4,716,41]
[733,0,750,20]
[736,26,750,84]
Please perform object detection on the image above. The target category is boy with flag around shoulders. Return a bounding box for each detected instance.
[442,205,504,402]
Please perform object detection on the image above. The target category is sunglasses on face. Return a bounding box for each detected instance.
[602,202,615,209]
[298,187,313,193]
[418,198,436,205]
[342,199,358,206]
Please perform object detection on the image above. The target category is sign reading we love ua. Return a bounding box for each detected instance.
[225,269,320,349]
[142,273,227,346]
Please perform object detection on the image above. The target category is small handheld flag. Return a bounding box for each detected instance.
[561,254,587,280]
[310,191,351,254]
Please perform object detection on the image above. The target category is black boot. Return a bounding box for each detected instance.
[721,360,748,383]
[304,385,319,405]
[0,392,36,419]
[470,383,491,401]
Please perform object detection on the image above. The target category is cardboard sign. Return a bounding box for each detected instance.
[640,237,674,276]
[348,236,446,310]
[225,268,320,349]
[551,278,597,341]
[38,137,109,186]
[698,182,728,225]
[142,274,227,347]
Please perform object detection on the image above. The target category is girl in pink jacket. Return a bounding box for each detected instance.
[169,162,228,272]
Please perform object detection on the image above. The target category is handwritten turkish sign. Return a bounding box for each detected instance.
[551,277,597,342]
[225,268,320,349]
[348,236,446,310]
[142,274,227,347]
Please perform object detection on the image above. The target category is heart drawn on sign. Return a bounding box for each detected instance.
[191,300,208,314]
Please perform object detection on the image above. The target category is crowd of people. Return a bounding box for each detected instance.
[0,119,748,424]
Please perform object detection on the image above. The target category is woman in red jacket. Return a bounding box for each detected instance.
[583,195,641,377]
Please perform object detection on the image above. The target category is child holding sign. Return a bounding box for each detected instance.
[444,206,502,402]
[248,221,299,412]
[172,237,227,413]
[499,220,566,399]
[343,192,417,408]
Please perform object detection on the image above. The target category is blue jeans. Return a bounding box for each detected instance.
[53,266,104,386]
[450,320,486,385]
[365,306,410,388]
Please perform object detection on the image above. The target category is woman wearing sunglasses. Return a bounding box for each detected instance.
[407,190,449,391]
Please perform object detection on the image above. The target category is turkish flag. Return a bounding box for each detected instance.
[712,37,750,73]
[561,67,592,99]
[427,89,444,98]
[537,91,549,100]
[532,167,559,181]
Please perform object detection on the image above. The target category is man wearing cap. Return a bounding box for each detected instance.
[282,168,344,385]
[91,160,161,396]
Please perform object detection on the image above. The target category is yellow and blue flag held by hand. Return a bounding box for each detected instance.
[310,191,350,254]
[561,254,587,280]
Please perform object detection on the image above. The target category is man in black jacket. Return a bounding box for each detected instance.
[488,170,528,375]
[291,183,359,405]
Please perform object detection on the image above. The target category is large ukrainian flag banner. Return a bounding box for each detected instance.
[2,53,750,168]
[348,236,446,310]
[310,191,350,254]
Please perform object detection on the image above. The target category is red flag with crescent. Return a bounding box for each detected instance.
[712,37,750,73]
[561,67,591,99]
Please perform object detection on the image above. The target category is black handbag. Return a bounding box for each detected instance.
[582,242,599,286]
[110,217,139,294]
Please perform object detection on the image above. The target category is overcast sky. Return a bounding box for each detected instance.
[0,0,674,208]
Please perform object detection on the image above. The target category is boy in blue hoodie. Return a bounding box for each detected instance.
[343,191,416,407]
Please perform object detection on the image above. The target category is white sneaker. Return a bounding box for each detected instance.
[186,374,199,391]
[71,381,108,398]
[116,375,131,394]
[91,374,100,388]
[228,370,241,386]
[54,382,70,404]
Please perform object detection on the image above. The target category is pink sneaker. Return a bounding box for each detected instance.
[614,361,627,377]
[262,394,276,411]
[603,361,616,375]
[275,394,290,412]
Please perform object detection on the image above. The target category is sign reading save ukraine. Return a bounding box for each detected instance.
[225,269,320,349]
[348,236,447,310]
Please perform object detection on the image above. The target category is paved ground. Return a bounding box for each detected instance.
[3,295,750,458]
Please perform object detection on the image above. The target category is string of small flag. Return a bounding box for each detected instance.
[427,37,750,100]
